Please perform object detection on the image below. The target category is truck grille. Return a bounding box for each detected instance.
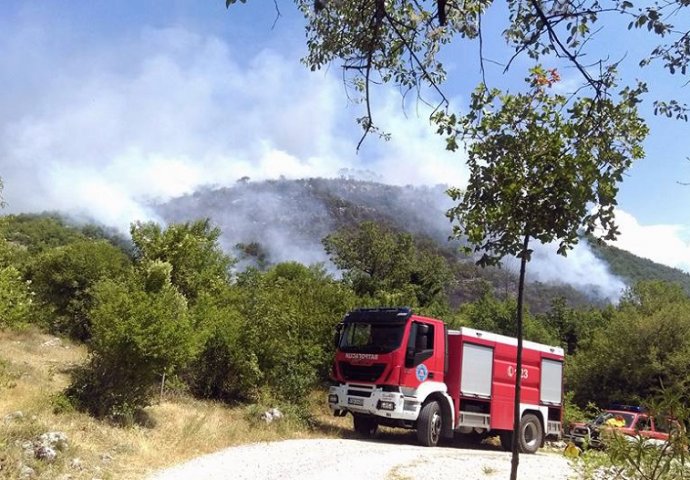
[338,362,386,382]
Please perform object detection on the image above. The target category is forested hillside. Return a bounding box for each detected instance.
[2,209,690,414]
[156,177,690,311]
[588,236,690,294]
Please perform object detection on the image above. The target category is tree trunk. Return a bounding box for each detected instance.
[510,233,530,480]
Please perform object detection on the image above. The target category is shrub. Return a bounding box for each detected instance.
[28,240,131,340]
[186,293,263,402]
[0,266,33,327]
[67,263,193,420]
[237,263,357,403]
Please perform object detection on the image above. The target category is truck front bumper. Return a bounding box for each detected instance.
[328,383,420,422]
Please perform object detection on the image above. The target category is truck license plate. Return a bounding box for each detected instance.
[348,397,364,406]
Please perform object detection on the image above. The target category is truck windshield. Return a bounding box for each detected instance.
[339,322,405,353]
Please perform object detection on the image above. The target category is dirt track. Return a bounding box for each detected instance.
[148,437,577,480]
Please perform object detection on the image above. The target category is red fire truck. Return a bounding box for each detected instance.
[328,307,564,452]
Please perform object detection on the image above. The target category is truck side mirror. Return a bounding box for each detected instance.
[415,324,429,352]
[333,323,343,349]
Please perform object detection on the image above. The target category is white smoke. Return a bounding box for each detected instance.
[0,21,465,231]
[0,16,627,300]
[525,241,627,301]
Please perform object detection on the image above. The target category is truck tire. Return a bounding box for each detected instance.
[518,414,543,454]
[353,414,378,437]
[417,400,442,447]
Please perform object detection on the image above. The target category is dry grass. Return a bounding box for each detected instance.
[0,327,351,480]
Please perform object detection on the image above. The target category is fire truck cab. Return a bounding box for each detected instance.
[327,307,565,452]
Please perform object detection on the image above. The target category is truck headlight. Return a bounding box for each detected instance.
[328,394,339,404]
[378,400,396,411]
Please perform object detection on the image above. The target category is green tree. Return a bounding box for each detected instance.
[29,240,131,340]
[443,69,646,475]
[227,1,687,139]
[569,281,690,407]
[237,262,357,403]
[536,297,611,355]
[323,221,451,309]
[67,261,193,420]
[130,220,234,303]
[619,280,688,315]
[458,291,557,345]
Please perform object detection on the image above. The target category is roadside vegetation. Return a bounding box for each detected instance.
[1,212,690,478]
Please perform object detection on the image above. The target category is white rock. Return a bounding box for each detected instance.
[19,464,35,479]
[34,444,57,462]
[38,431,69,451]
[261,408,284,423]
[3,411,24,423]
[20,441,34,457]
[70,457,83,470]
[41,337,62,348]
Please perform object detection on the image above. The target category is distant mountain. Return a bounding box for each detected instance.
[587,237,690,294]
[156,177,690,311]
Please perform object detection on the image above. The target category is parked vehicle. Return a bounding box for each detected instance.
[568,405,671,449]
[327,307,565,453]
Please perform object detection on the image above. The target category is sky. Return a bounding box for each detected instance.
[1,1,690,273]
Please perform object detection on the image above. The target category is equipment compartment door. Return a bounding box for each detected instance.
[460,343,493,398]
[540,359,563,405]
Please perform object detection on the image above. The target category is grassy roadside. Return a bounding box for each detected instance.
[0,327,352,480]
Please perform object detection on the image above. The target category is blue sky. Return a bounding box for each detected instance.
[1,1,690,272]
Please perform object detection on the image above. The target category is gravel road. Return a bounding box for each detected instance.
[148,438,577,480]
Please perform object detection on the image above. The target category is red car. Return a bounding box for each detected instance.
[568,406,671,449]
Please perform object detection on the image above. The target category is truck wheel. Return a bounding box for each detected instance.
[518,414,543,454]
[417,401,442,447]
[353,414,378,437]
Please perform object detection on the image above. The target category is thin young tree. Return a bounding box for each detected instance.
[443,66,647,478]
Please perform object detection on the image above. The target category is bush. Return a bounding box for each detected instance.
[236,263,357,403]
[0,266,33,327]
[29,240,131,340]
[67,264,193,420]
[186,292,262,402]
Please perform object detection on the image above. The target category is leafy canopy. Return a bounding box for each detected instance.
[227,0,688,140]
[444,68,648,265]
[323,221,451,309]
[29,239,132,340]
[130,219,234,303]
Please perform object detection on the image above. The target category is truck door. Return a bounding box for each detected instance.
[402,321,440,387]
